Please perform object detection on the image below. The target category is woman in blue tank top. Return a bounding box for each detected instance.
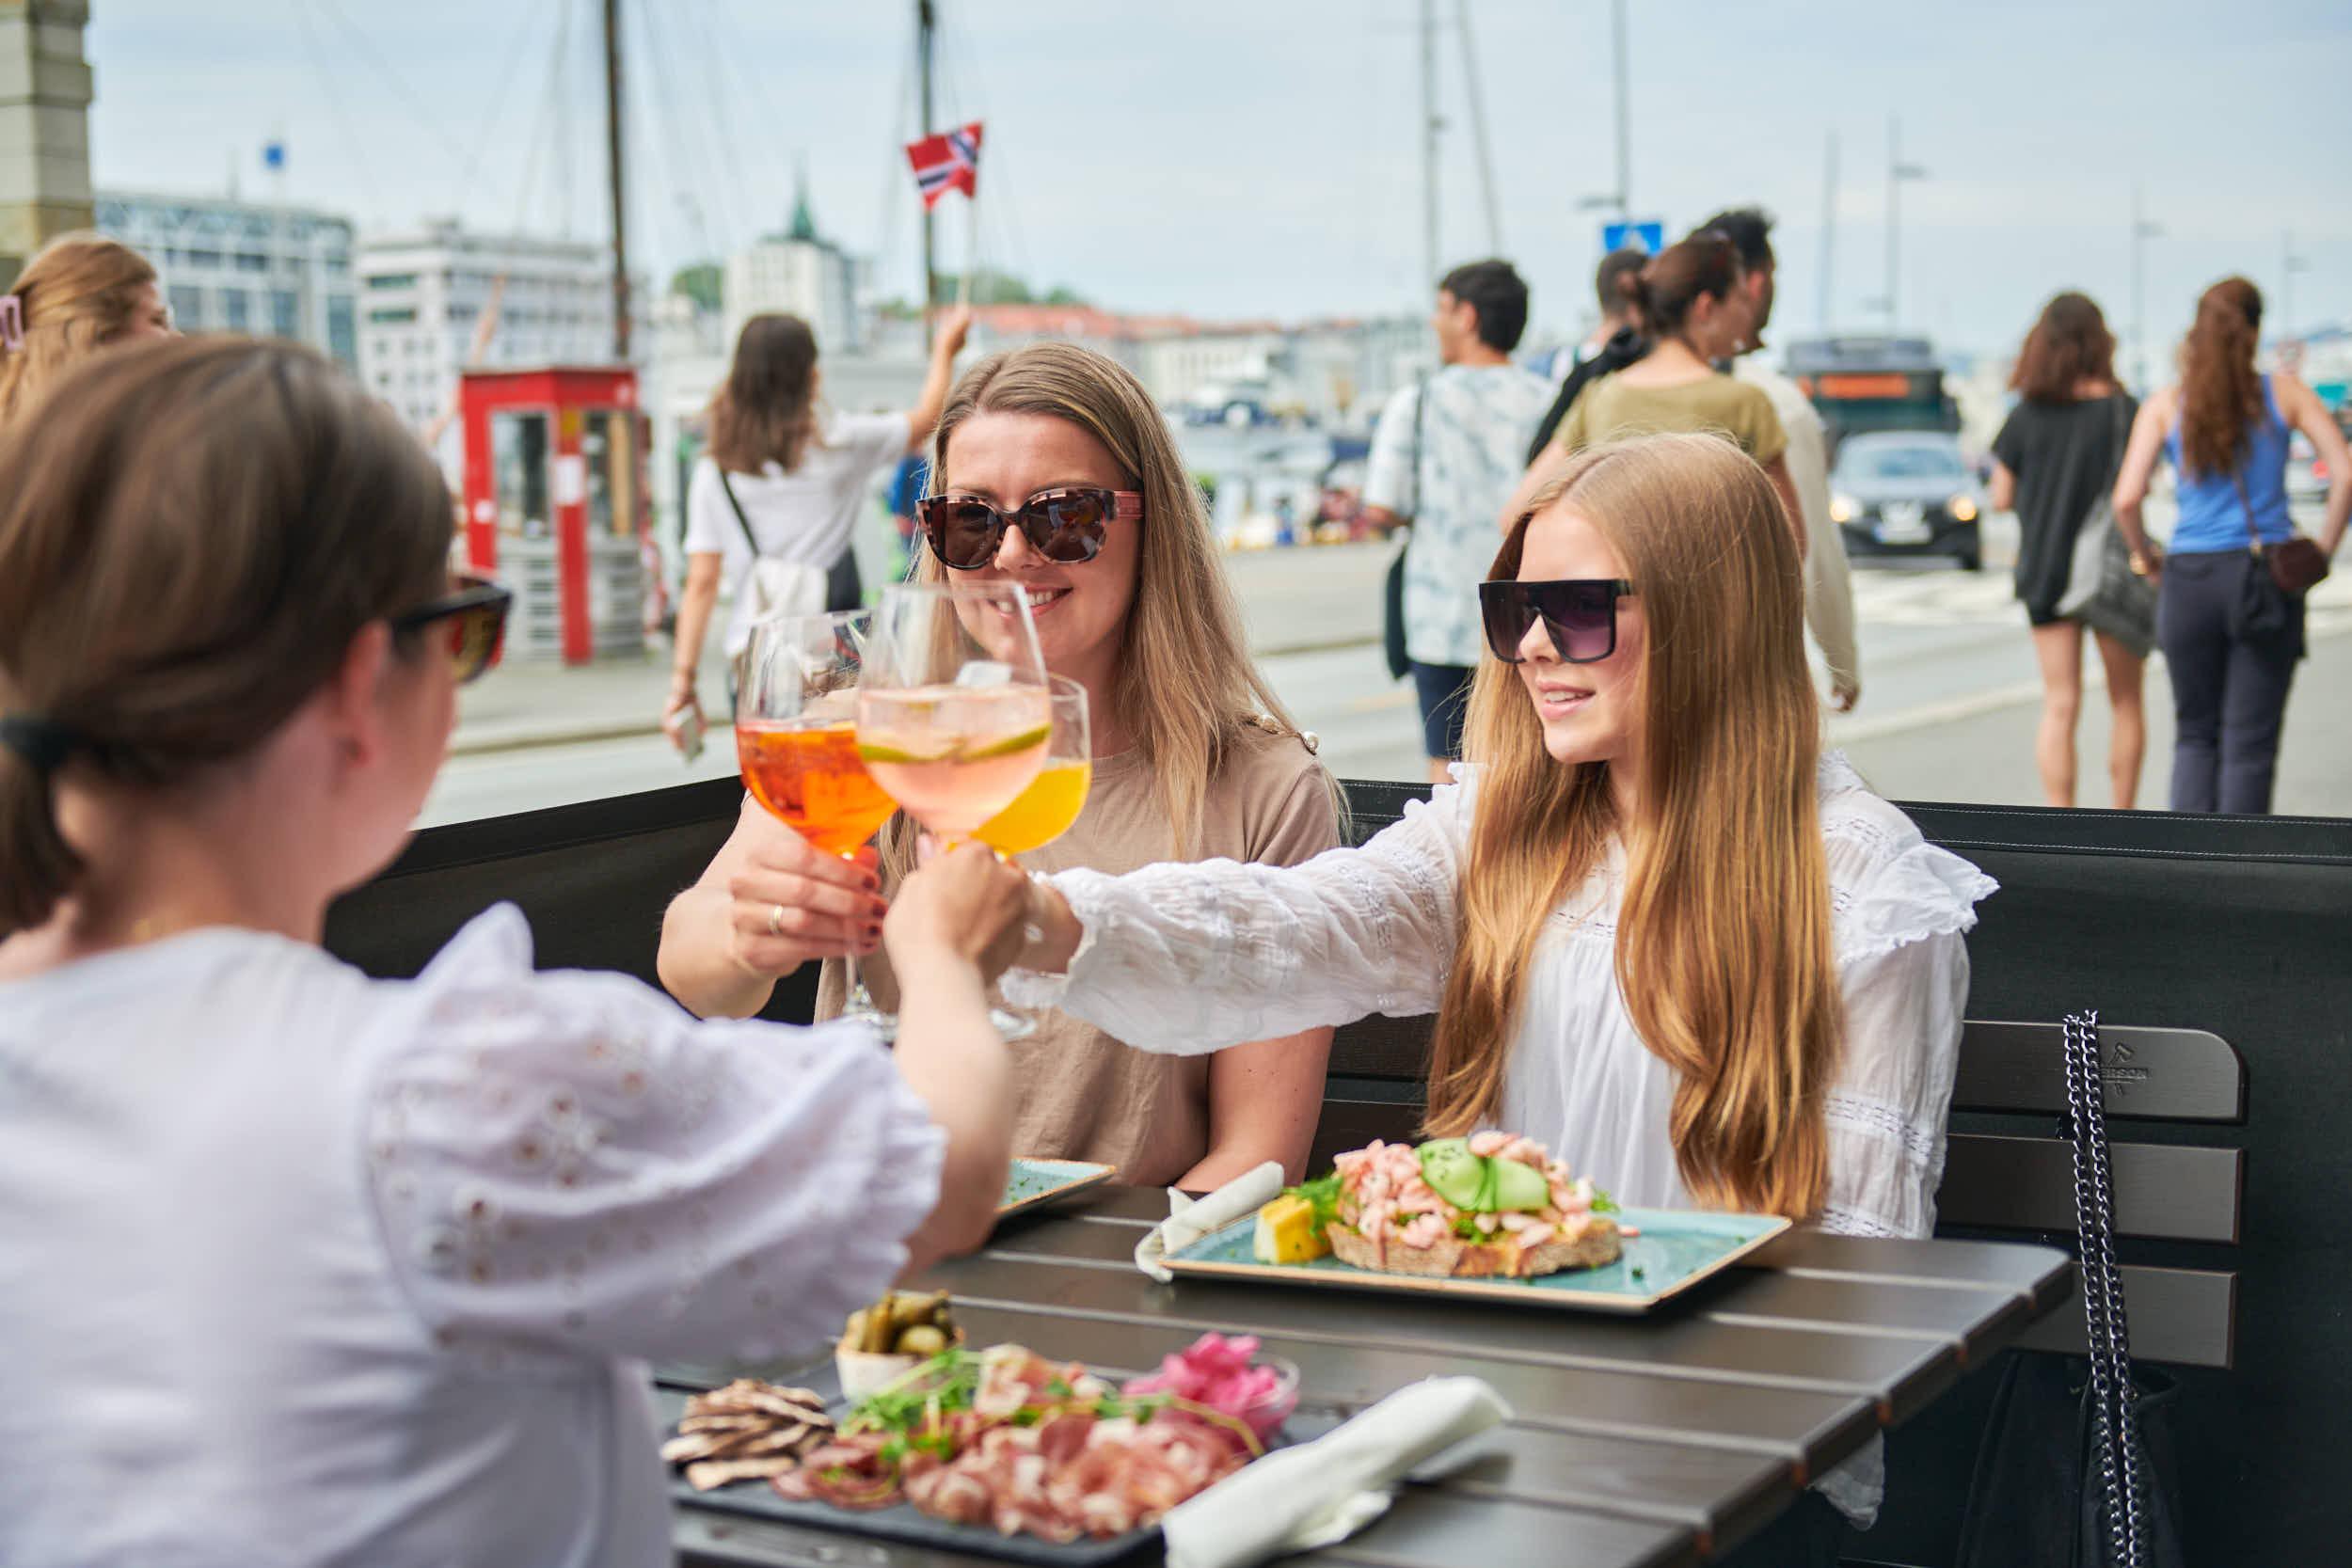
[2113,277,2350,813]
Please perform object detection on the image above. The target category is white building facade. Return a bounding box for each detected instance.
[96,190,358,369]
[356,220,619,432]
[721,189,862,356]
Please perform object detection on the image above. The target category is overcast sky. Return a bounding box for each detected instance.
[87,0,2350,360]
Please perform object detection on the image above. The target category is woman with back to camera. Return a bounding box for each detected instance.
[663,306,972,739]
[0,337,1032,1566]
[1501,233,1804,552]
[659,342,1343,1189]
[0,230,173,428]
[1988,292,2147,808]
[2113,277,2351,813]
[1002,433,1996,1557]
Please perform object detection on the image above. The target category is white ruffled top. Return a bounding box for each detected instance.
[0,905,943,1568]
[1004,753,1995,1525]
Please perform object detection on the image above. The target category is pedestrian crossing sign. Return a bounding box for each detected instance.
[1602,220,1664,254]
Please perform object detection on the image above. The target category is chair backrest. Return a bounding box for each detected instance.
[1938,1020,2244,1369]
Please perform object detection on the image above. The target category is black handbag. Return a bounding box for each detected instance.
[1379,375,1428,683]
[1956,1012,2186,1568]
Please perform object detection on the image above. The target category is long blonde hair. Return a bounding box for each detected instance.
[0,232,158,430]
[1427,433,1840,1219]
[898,342,1328,858]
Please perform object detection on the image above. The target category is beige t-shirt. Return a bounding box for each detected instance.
[1555,372,1788,467]
[817,722,1341,1187]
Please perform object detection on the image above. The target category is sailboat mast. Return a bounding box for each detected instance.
[603,0,629,359]
[918,0,937,346]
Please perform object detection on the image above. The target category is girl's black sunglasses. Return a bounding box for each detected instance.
[1479,578,1636,664]
[392,575,512,685]
[918,487,1143,569]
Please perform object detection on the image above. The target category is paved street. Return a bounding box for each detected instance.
[425,520,2352,828]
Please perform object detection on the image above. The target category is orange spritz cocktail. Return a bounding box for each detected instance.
[737,719,898,856]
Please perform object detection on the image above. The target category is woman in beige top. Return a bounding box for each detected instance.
[1502,232,1804,552]
[659,342,1342,1188]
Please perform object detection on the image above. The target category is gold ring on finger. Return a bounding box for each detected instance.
[768,903,786,938]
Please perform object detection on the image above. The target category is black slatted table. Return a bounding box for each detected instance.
[671,1187,2071,1568]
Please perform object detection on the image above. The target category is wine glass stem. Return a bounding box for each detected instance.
[839,849,885,1021]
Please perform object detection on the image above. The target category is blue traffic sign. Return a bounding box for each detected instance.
[1601,219,1664,254]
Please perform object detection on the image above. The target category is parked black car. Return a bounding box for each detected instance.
[1828,432,1983,570]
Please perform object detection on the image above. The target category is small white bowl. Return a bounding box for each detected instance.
[835,1329,966,1404]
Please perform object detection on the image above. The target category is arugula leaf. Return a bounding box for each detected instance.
[1591,1189,1620,1215]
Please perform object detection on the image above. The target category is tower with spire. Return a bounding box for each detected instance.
[721,154,863,353]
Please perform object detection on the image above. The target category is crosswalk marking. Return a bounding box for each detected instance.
[1849,569,2018,627]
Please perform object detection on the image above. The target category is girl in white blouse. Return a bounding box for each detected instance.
[1009,433,1995,1538]
[0,339,1033,1568]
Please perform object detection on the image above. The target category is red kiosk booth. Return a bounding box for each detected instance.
[458,365,650,665]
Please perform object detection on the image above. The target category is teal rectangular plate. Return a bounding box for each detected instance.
[998,1158,1117,1218]
[1160,1206,1790,1313]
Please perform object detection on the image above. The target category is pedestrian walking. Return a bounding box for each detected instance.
[1360,261,1551,781]
[664,309,970,746]
[2114,277,2351,813]
[0,231,173,431]
[1505,233,1804,554]
[1523,246,1648,462]
[1702,207,1863,712]
[1988,292,2147,807]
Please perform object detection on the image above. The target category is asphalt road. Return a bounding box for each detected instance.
[424,509,2352,827]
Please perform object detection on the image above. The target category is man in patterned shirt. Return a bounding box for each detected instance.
[1361,261,1552,781]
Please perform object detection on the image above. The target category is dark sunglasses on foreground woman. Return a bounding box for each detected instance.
[392,575,513,684]
[918,487,1144,569]
[1479,578,1637,664]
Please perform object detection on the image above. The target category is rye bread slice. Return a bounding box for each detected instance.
[1328,1214,1620,1279]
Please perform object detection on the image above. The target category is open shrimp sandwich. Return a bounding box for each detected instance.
[1256,1133,1625,1279]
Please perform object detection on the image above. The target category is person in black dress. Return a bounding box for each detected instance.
[1988,293,2145,808]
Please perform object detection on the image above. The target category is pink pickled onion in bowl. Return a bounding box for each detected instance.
[1125,1332,1297,1440]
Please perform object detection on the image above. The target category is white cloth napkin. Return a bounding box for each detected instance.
[1133,1162,1285,1283]
[1161,1377,1513,1568]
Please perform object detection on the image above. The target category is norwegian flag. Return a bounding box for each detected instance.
[905,121,983,208]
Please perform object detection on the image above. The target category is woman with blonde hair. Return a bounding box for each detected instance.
[1003,432,1995,1547]
[0,230,172,427]
[660,341,1343,1189]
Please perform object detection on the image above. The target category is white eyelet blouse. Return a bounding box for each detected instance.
[0,904,943,1568]
[1004,753,1996,1525]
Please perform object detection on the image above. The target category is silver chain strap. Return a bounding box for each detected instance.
[2062,1010,2146,1568]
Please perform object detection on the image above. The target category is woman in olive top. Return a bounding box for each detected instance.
[1502,233,1804,553]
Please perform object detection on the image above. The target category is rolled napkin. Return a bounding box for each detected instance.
[1134,1162,1285,1283]
[1161,1376,1513,1568]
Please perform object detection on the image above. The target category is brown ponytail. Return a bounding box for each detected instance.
[2177,277,2265,478]
[0,338,453,938]
[0,231,159,431]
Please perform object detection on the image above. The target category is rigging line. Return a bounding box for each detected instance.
[306,0,472,166]
[509,0,573,240]
[870,6,917,305]
[449,0,560,221]
[553,0,579,238]
[685,0,778,234]
[290,0,384,218]
[1454,0,1502,254]
[939,6,1031,297]
[636,0,733,257]
[626,0,710,271]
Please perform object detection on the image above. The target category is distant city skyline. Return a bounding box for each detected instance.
[86,0,2351,359]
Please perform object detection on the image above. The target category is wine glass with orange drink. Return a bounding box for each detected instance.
[736,609,900,1032]
[969,674,1090,1038]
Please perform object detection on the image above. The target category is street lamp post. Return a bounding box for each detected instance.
[2281,230,2310,343]
[2132,186,2164,393]
[1883,116,1927,330]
